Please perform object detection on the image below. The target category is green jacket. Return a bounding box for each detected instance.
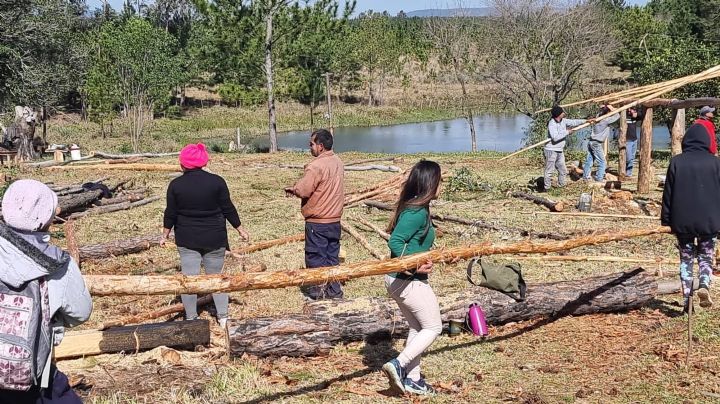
[388,207,434,280]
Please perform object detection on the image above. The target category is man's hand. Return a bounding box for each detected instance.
[415,260,434,274]
[237,226,250,242]
[284,187,295,198]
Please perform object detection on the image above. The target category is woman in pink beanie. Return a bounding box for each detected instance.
[162,143,250,329]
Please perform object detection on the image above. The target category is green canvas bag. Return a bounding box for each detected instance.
[466,257,527,301]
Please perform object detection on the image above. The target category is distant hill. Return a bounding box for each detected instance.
[404,8,495,17]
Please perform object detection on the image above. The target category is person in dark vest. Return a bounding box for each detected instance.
[624,107,640,177]
[661,124,720,313]
[162,143,250,329]
[285,129,345,300]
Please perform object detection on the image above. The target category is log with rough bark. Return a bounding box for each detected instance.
[56,179,128,216]
[94,190,146,206]
[511,191,565,212]
[340,221,384,260]
[638,107,654,194]
[92,151,180,159]
[64,221,81,265]
[79,233,165,260]
[83,226,671,296]
[49,163,180,172]
[362,200,569,241]
[227,269,656,357]
[100,296,213,330]
[53,177,110,196]
[232,233,305,255]
[67,196,161,220]
[55,319,209,359]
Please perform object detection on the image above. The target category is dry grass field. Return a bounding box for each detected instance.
[7,148,718,403]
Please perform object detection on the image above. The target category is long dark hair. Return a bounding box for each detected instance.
[388,160,442,232]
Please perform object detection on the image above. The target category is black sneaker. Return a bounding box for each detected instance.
[697,287,713,309]
[403,378,436,395]
[381,359,406,394]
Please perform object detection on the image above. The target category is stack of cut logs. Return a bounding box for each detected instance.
[51,177,160,221]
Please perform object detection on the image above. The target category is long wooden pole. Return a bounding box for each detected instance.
[503,65,720,161]
[531,211,659,220]
[340,221,384,260]
[618,111,628,180]
[83,226,671,296]
[637,107,654,194]
[506,255,677,265]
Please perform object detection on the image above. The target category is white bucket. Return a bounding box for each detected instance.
[70,145,81,161]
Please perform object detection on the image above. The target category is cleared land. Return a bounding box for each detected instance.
[11,148,717,403]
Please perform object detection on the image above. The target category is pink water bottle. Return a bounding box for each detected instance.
[467,303,488,337]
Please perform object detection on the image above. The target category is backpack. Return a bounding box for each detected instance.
[466,257,527,301]
[0,225,55,391]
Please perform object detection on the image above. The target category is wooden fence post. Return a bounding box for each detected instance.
[638,107,654,194]
[671,108,685,156]
[618,111,627,180]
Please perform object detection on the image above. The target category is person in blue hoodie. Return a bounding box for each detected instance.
[0,179,92,403]
[661,124,720,313]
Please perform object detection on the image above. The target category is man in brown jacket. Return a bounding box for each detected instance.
[285,129,344,300]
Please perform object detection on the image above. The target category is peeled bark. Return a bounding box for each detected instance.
[50,163,179,172]
[101,295,213,330]
[671,109,686,156]
[67,196,160,220]
[232,233,305,255]
[637,107,654,194]
[83,226,671,296]
[618,112,628,180]
[92,151,179,159]
[227,269,656,357]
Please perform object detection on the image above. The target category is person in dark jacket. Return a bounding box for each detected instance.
[624,107,640,177]
[162,143,250,328]
[661,124,720,313]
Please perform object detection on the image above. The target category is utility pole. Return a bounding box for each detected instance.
[323,73,334,135]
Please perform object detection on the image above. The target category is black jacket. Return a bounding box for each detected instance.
[661,124,720,237]
[163,169,241,250]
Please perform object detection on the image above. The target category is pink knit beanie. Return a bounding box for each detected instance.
[2,179,58,231]
[179,143,209,169]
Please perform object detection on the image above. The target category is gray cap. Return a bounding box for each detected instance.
[700,106,715,116]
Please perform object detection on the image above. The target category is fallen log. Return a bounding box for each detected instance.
[79,233,164,260]
[352,216,390,241]
[362,200,569,241]
[232,233,305,255]
[55,319,209,360]
[281,164,400,172]
[227,269,656,357]
[507,255,677,265]
[83,226,671,296]
[532,211,660,220]
[49,163,180,172]
[345,157,399,166]
[67,196,161,220]
[340,221,384,260]
[511,191,565,212]
[64,221,81,265]
[100,296,213,330]
[94,191,146,206]
[53,177,111,196]
[92,151,180,160]
[345,173,405,197]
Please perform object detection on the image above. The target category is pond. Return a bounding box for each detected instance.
[277,113,672,153]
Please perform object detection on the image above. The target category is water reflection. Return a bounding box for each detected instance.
[277,114,671,153]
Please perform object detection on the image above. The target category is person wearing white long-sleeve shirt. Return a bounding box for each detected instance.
[542,106,588,192]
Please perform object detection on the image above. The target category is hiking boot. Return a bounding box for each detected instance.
[403,378,436,395]
[697,287,713,309]
[381,359,406,394]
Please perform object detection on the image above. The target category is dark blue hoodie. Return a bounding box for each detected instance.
[661,124,720,236]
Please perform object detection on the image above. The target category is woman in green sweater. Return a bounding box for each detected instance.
[381,160,442,396]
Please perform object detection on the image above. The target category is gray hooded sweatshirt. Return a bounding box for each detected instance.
[590,113,620,142]
[0,227,92,346]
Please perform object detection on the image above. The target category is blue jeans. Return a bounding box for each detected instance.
[583,140,606,181]
[302,222,343,300]
[625,139,638,176]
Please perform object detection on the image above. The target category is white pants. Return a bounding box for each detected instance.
[385,275,442,381]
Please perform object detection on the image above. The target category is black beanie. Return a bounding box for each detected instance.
[551,105,564,119]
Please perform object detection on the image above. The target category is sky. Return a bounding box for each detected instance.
[88,0,651,16]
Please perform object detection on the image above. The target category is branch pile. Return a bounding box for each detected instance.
[53,178,159,220]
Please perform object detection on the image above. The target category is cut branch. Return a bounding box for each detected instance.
[340,221,384,260]
[511,191,565,212]
[83,226,671,296]
[101,295,213,330]
[67,196,160,220]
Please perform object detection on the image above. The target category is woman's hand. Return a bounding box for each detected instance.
[160,228,172,246]
[415,259,434,274]
[237,226,250,242]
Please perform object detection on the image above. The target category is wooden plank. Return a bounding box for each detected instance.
[55,319,209,360]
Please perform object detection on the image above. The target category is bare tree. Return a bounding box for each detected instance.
[425,5,480,151]
[483,0,617,117]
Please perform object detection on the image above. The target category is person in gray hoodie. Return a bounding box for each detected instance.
[0,179,92,403]
[583,104,620,182]
[543,106,590,192]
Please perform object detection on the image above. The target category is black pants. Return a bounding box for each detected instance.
[0,367,82,403]
[302,221,343,300]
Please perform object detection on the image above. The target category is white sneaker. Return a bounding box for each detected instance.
[218,318,228,329]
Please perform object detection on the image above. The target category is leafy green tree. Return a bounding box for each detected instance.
[85,18,184,151]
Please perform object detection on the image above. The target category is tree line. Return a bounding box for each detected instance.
[1,0,718,153]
